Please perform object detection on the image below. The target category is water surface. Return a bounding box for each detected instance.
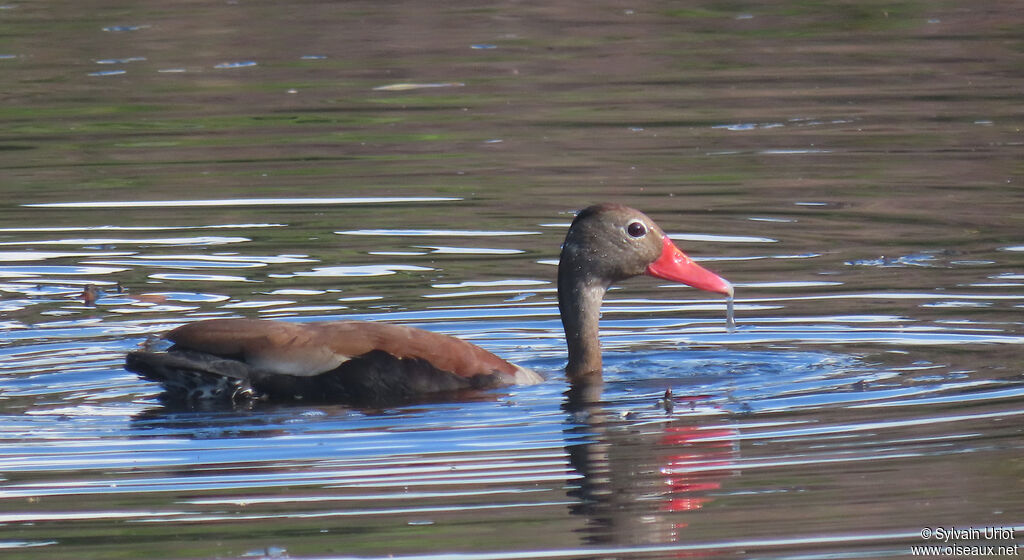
[1,1,1022,559]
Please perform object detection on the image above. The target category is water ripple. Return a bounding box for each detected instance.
[0,236,250,246]
[23,197,460,208]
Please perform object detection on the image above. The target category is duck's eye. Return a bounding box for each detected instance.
[627,221,647,238]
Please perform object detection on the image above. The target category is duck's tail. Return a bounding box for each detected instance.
[126,350,257,407]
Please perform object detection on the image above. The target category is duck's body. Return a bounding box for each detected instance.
[126,204,732,406]
[127,318,541,405]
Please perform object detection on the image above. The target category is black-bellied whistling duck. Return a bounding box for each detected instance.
[125,204,732,406]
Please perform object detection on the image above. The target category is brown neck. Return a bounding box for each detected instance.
[558,260,609,384]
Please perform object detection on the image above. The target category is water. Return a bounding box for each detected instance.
[1,1,1023,559]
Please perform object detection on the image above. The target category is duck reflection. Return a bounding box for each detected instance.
[563,383,739,546]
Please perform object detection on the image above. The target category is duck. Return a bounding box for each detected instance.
[125,204,733,406]
[81,283,168,307]
[81,284,102,306]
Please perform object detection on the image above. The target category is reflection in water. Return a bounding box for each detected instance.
[564,385,738,547]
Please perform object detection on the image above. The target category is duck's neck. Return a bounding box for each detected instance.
[558,261,609,384]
